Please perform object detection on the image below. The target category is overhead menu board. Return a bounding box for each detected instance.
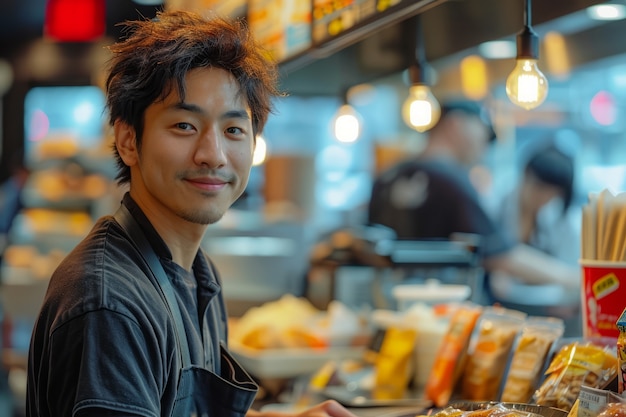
[165,0,441,68]
[247,0,312,62]
[312,0,402,44]
[166,0,247,18]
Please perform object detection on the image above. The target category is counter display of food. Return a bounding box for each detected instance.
[232,294,625,417]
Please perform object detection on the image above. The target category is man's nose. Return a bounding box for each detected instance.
[194,129,227,168]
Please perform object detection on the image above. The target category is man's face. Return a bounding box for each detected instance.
[127,67,254,226]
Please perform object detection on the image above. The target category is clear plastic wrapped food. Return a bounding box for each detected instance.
[533,340,618,411]
[500,316,564,403]
[425,302,483,407]
[461,306,527,401]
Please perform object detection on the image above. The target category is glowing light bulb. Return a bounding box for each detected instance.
[252,135,267,166]
[506,58,548,110]
[402,84,441,132]
[333,104,362,143]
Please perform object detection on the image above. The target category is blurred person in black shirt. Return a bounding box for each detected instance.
[368,101,580,301]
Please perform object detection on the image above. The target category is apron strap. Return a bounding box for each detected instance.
[114,203,192,368]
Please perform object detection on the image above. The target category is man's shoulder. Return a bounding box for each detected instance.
[57,215,136,273]
[48,215,155,314]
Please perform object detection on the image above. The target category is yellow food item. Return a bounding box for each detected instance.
[567,399,580,417]
[534,341,618,411]
[238,325,274,350]
[501,317,563,403]
[229,295,323,349]
[372,326,417,400]
[462,307,524,401]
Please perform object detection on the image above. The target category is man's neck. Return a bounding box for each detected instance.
[130,193,206,272]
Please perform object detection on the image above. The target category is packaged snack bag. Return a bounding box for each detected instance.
[461,305,527,401]
[500,316,564,403]
[616,307,626,394]
[533,340,618,412]
[372,325,417,400]
[425,302,482,407]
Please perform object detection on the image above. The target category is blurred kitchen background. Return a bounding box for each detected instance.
[0,0,626,375]
[2,0,626,414]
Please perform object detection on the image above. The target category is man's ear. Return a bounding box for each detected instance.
[114,120,138,167]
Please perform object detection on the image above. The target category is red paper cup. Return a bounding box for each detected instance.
[581,260,626,339]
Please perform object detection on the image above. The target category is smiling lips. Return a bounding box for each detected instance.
[186,177,229,192]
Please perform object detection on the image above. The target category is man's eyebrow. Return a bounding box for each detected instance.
[222,109,251,120]
[172,102,250,120]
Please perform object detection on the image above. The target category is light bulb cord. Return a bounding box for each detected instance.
[340,86,350,105]
[415,15,427,65]
[410,14,428,85]
[517,0,538,59]
[524,0,531,28]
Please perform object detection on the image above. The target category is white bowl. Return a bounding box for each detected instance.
[392,280,471,309]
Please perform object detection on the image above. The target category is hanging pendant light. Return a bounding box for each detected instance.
[505,0,549,110]
[333,87,363,143]
[402,15,440,132]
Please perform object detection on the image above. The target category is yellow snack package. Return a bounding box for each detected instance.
[500,316,564,403]
[533,340,618,412]
[462,305,527,401]
[372,325,417,400]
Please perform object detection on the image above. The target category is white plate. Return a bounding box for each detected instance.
[321,386,431,409]
[229,343,365,379]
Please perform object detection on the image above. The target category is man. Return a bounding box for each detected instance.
[368,101,579,297]
[26,10,357,417]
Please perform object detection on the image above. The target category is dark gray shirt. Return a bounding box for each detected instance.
[368,158,514,258]
[27,193,228,417]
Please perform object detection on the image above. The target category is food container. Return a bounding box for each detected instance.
[580,260,626,339]
[384,401,569,417]
[401,303,452,388]
[392,279,471,311]
[447,401,569,417]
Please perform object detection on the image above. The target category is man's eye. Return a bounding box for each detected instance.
[226,126,243,135]
[176,122,194,130]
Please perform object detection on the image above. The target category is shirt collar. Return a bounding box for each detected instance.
[121,192,221,293]
[121,192,173,261]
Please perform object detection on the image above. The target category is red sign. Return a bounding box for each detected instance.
[45,0,105,42]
